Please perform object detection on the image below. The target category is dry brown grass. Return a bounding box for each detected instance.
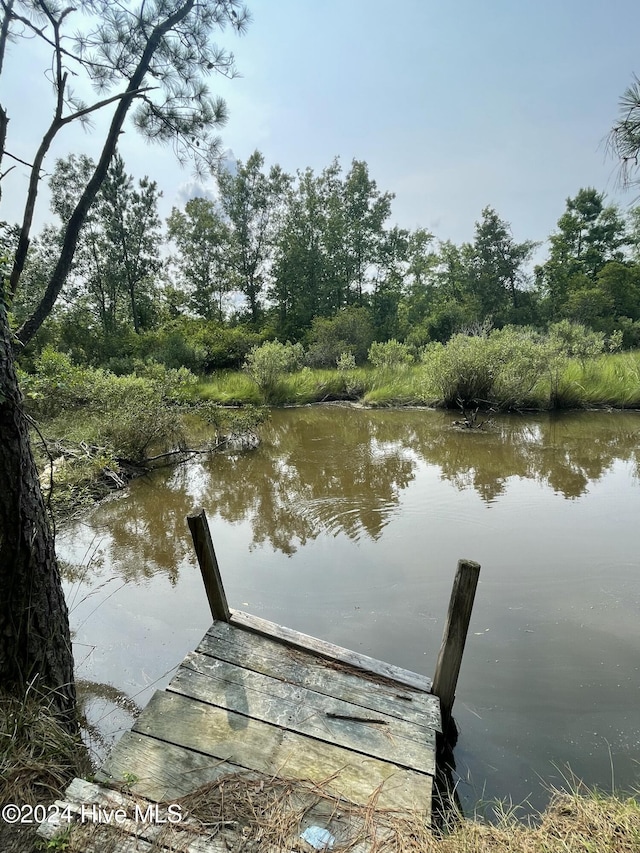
[172,774,640,853]
[0,688,91,808]
[0,687,91,853]
[50,771,639,853]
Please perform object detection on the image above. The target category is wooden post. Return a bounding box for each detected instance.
[187,508,231,622]
[432,559,480,727]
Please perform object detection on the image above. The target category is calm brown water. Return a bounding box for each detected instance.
[59,406,640,815]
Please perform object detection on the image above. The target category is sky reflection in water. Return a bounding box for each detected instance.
[58,407,640,814]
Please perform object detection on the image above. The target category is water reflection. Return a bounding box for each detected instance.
[68,407,640,581]
[211,407,640,552]
[57,406,640,812]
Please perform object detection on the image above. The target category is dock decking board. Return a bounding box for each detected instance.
[229,609,433,692]
[200,619,441,730]
[97,732,253,799]
[42,613,441,850]
[170,651,436,773]
[130,689,431,811]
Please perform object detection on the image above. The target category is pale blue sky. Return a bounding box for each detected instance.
[2,0,640,251]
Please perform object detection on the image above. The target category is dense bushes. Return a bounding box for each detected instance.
[21,348,199,462]
[23,322,640,416]
[305,307,375,367]
[30,317,263,374]
[244,340,305,402]
[421,328,550,409]
[367,339,414,368]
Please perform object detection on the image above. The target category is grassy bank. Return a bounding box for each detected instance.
[18,341,640,524]
[199,349,640,410]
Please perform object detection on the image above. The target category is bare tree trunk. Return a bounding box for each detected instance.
[0,292,76,729]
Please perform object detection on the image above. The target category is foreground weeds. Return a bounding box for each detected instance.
[173,777,640,852]
[35,769,640,853]
[0,689,91,853]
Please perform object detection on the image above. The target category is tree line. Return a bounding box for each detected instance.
[6,154,640,376]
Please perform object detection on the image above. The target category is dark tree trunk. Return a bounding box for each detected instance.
[0,293,76,729]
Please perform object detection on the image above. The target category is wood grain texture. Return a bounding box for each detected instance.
[132,690,431,812]
[230,609,432,692]
[96,731,251,800]
[200,620,441,731]
[187,510,230,622]
[432,559,481,722]
[169,652,436,774]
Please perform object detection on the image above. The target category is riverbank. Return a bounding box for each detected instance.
[198,349,640,410]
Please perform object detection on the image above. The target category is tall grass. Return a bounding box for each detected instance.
[198,350,640,410]
[197,370,264,405]
[362,365,429,406]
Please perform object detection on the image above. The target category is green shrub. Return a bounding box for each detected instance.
[422,336,493,407]
[421,327,548,409]
[132,360,199,404]
[488,327,549,409]
[548,320,605,364]
[97,378,186,461]
[145,328,208,372]
[20,347,103,418]
[244,340,305,401]
[367,339,414,368]
[336,352,357,371]
[305,306,375,367]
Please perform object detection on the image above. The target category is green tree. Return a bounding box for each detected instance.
[537,189,627,317]
[271,158,396,339]
[271,165,334,337]
[467,206,538,322]
[406,240,477,343]
[395,227,437,332]
[370,225,411,340]
[216,150,290,324]
[596,261,640,322]
[99,156,163,334]
[327,159,393,306]
[0,0,248,725]
[609,74,640,188]
[49,154,162,337]
[167,197,232,321]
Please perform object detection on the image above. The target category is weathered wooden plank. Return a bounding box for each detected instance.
[199,622,441,731]
[230,609,432,692]
[169,653,435,775]
[132,690,432,813]
[96,731,252,800]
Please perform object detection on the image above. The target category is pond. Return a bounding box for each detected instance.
[58,405,640,816]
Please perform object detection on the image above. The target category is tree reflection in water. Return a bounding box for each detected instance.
[68,406,640,584]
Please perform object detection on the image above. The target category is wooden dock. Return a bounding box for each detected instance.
[39,511,480,852]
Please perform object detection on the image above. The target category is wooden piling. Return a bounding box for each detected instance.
[187,508,231,622]
[432,559,480,727]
